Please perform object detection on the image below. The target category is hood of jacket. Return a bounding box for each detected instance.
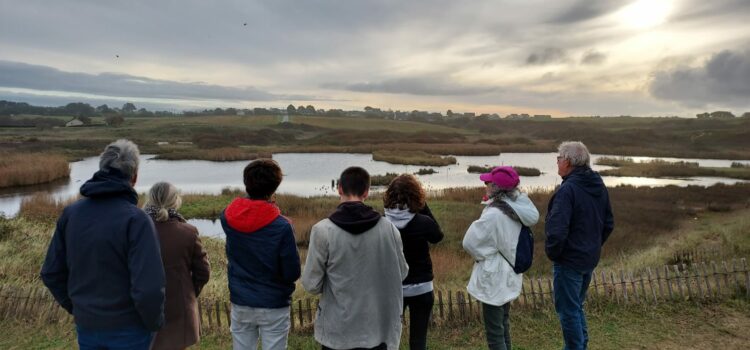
[499,192,540,227]
[223,197,281,233]
[384,207,416,229]
[329,201,381,234]
[563,166,607,197]
[79,168,138,204]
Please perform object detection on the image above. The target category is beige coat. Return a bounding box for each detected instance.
[151,218,210,350]
[302,218,409,350]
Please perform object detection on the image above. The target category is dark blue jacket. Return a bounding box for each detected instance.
[40,168,165,331]
[545,166,614,270]
[222,198,300,308]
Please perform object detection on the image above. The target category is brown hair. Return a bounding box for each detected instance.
[383,174,426,213]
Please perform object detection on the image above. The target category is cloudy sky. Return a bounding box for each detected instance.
[1,0,749,117]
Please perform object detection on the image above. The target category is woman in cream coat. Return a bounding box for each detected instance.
[463,166,539,350]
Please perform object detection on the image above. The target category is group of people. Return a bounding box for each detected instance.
[40,139,613,350]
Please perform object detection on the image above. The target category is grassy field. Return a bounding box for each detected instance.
[2,115,749,163]
[2,205,749,350]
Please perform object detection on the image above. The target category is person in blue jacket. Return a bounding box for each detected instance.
[41,139,165,350]
[221,159,301,350]
[545,141,615,350]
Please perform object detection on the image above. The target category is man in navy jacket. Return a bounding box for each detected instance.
[545,141,614,350]
[41,139,165,349]
[222,159,300,350]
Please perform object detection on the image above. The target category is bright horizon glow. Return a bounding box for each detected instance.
[617,0,672,29]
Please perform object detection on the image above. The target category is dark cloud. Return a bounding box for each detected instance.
[325,76,499,96]
[548,0,622,24]
[526,48,569,65]
[581,50,606,65]
[0,60,308,102]
[649,49,750,108]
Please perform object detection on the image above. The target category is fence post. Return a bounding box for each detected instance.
[691,264,704,299]
[591,271,599,300]
[742,258,749,299]
[732,259,742,293]
[610,272,619,304]
[206,302,214,329]
[290,305,295,332]
[712,261,722,297]
[529,278,538,308]
[546,278,554,305]
[306,299,313,324]
[629,271,640,304]
[215,300,222,329]
[700,262,712,299]
[601,271,609,303]
[647,267,657,302]
[664,266,674,300]
[448,291,454,320]
[673,265,685,300]
[536,278,545,306]
[298,299,304,328]
[521,282,527,307]
[438,290,444,320]
[224,302,231,328]
[619,270,628,303]
[457,291,466,320]
[722,261,731,294]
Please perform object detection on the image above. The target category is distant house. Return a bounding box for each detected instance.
[65,118,84,127]
[279,113,290,123]
[236,110,245,116]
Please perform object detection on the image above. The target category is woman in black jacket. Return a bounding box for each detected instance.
[383,174,443,350]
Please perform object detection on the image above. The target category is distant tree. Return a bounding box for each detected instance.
[105,115,125,127]
[305,105,316,113]
[122,102,137,113]
[64,102,95,118]
[446,110,453,118]
[287,104,296,114]
[741,112,750,118]
[78,115,92,124]
[710,111,735,119]
[96,104,111,114]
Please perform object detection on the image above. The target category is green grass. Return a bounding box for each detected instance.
[3,300,749,349]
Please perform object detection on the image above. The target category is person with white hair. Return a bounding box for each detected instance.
[41,139,165,350]
[545,141,614,350]
[145,182,210,350]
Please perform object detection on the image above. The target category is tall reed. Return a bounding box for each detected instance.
[0,153,70,188]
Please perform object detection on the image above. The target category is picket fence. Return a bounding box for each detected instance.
[1,257,747,335]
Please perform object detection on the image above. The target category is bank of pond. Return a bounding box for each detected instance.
[1,152,749,218]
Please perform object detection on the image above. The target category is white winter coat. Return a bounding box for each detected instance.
[462,193,539,306]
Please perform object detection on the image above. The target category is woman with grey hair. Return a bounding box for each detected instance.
[144,182,211,350]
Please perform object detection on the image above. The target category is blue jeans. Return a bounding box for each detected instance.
[553,264,593,350]
[76,325,153,350]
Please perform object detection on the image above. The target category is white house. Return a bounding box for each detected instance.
[65,118,84,127]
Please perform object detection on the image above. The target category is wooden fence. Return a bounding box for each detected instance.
[1,258,747,334]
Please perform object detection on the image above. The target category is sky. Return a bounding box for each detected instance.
[1,0,749,117]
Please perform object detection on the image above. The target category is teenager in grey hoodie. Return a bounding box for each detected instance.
[302,167,408,350]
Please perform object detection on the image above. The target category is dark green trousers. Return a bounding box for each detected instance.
[482,302,511,350]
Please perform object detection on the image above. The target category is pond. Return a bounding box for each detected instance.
[1,152,749,218]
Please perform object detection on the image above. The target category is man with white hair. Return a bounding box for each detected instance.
[41,139,165,350]
[545,141,614,350]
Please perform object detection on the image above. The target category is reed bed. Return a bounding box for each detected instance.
[370,172,399,186]
[599,159,750,180]
[372,150,457,166]
[0,153,70,188]
[466,165,541,176]
[153,147,272,162]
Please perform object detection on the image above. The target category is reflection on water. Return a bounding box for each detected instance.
[188,219,225,239]
[1,152,748,217]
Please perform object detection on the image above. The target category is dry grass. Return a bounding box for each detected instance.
[599,159,750,180]
[0,153,70,188]
[373,150,457,166]
[17,194,78,222]
[466,165,541,176]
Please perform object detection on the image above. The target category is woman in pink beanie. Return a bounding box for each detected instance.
[463,166,539,350]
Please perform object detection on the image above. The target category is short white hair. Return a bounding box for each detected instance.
[558,141,590,167]
[99,139,140,179]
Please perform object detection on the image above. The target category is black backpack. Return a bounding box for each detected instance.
[499,225,534,274]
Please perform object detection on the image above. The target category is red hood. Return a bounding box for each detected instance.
[224,198,281,233]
